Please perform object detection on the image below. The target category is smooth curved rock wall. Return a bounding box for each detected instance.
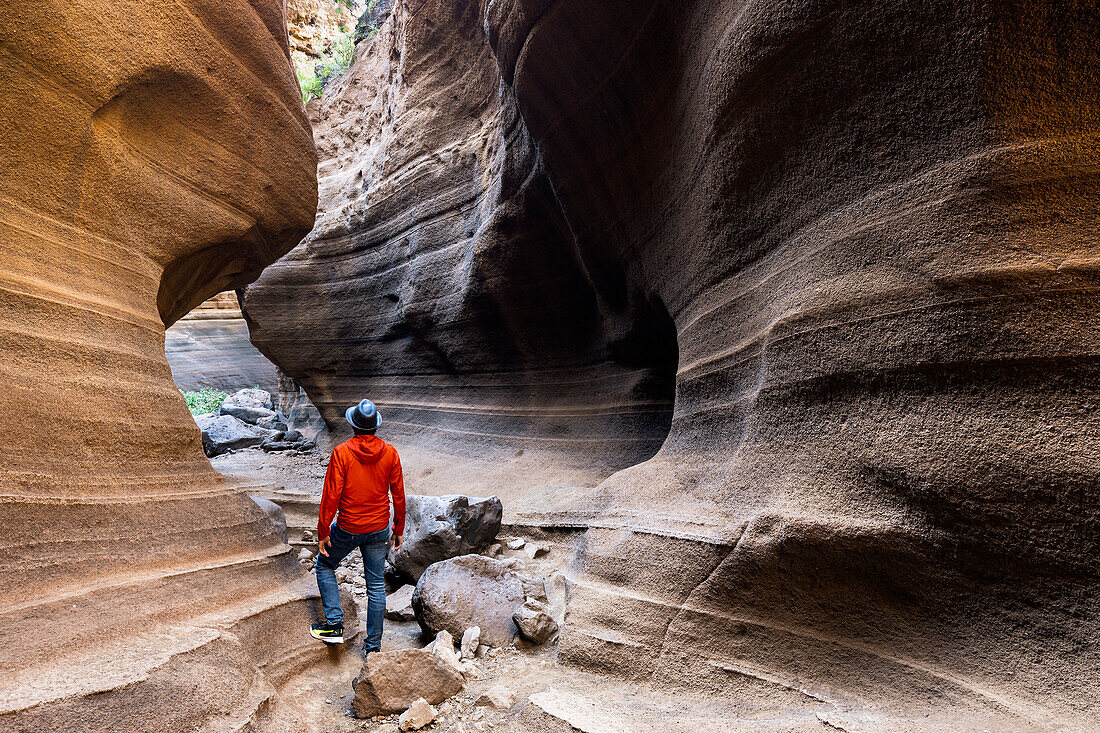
[488,0,1100,727]
[0,0,324,729]
[247,0,1100,727]
[244,0,677,499]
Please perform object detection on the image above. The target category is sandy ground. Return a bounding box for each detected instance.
[208,447,840,733]
[211,445,329,496]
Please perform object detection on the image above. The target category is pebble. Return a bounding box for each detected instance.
[506,538,525,551]
[475,685,515,710]
[398,698,437,731]
[460,627,480,659]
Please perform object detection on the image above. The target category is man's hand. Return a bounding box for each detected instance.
[390,533,402,551]
[318,535,332,557]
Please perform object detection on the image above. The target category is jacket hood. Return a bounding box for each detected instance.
[345,435,386,464]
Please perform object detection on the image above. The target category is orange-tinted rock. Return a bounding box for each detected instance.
[0,0,322,728]
[287,0,356,61]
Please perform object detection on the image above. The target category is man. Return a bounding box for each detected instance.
[310,398,405,653]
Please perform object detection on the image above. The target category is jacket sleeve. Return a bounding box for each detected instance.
[317,448,345,540]
[389,449,406,537]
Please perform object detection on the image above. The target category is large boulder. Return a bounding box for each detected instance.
[385,584,416,622]
[352,648,464,718]
[196,414,278,457]
[219,388,277,425]
[391,495,503,582]
[411,555,524,647]
[221,387,274,412]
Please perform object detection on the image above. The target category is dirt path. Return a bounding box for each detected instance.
[209,447,840,733]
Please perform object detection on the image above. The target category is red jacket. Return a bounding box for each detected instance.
[318,435,405,540]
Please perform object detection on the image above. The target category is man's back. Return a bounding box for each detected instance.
[318,434,405,538]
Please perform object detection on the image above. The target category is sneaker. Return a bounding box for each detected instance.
[310,622,344,644]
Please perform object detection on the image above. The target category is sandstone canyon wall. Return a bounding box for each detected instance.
[287,0,357,65]
[243,0,678,497]
[245,0,1100,728]
[0,1,330,729]
[166,292,282,394]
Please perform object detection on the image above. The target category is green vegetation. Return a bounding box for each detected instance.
[181,388,228,416]
[353,0,386,44]
[295,32,355,103]
[294,1,390,103]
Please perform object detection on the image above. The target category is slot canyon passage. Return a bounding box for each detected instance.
[2,0,1099,730]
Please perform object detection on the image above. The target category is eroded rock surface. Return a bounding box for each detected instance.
[412,555,523,647]
[243,0,678,500]
[391,494,503,582]
[245,0,1100,728]
[0,0,318,728]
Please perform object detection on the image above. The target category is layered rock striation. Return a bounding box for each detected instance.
[486,2,1100,727]
[246,0,1100,728]
[0,0,326,729]
[165,292,281,393]
[243,0,678,497]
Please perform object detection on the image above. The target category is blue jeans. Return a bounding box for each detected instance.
[315,524,389,652]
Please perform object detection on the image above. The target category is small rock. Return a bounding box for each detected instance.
[297,548,313,562]
[460,627,480,659]
[513,599,559,644]
[386,584,416,622]
[521,542,549,559]
[428,629,456,655]
[520,576,547,602]
[399,698,437,731]
[428,630,466,677]
[475,644,489,659]
[506,538,525,551]
[302,529,315,542]
[485,543,502,558]
[475,685,515,710]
